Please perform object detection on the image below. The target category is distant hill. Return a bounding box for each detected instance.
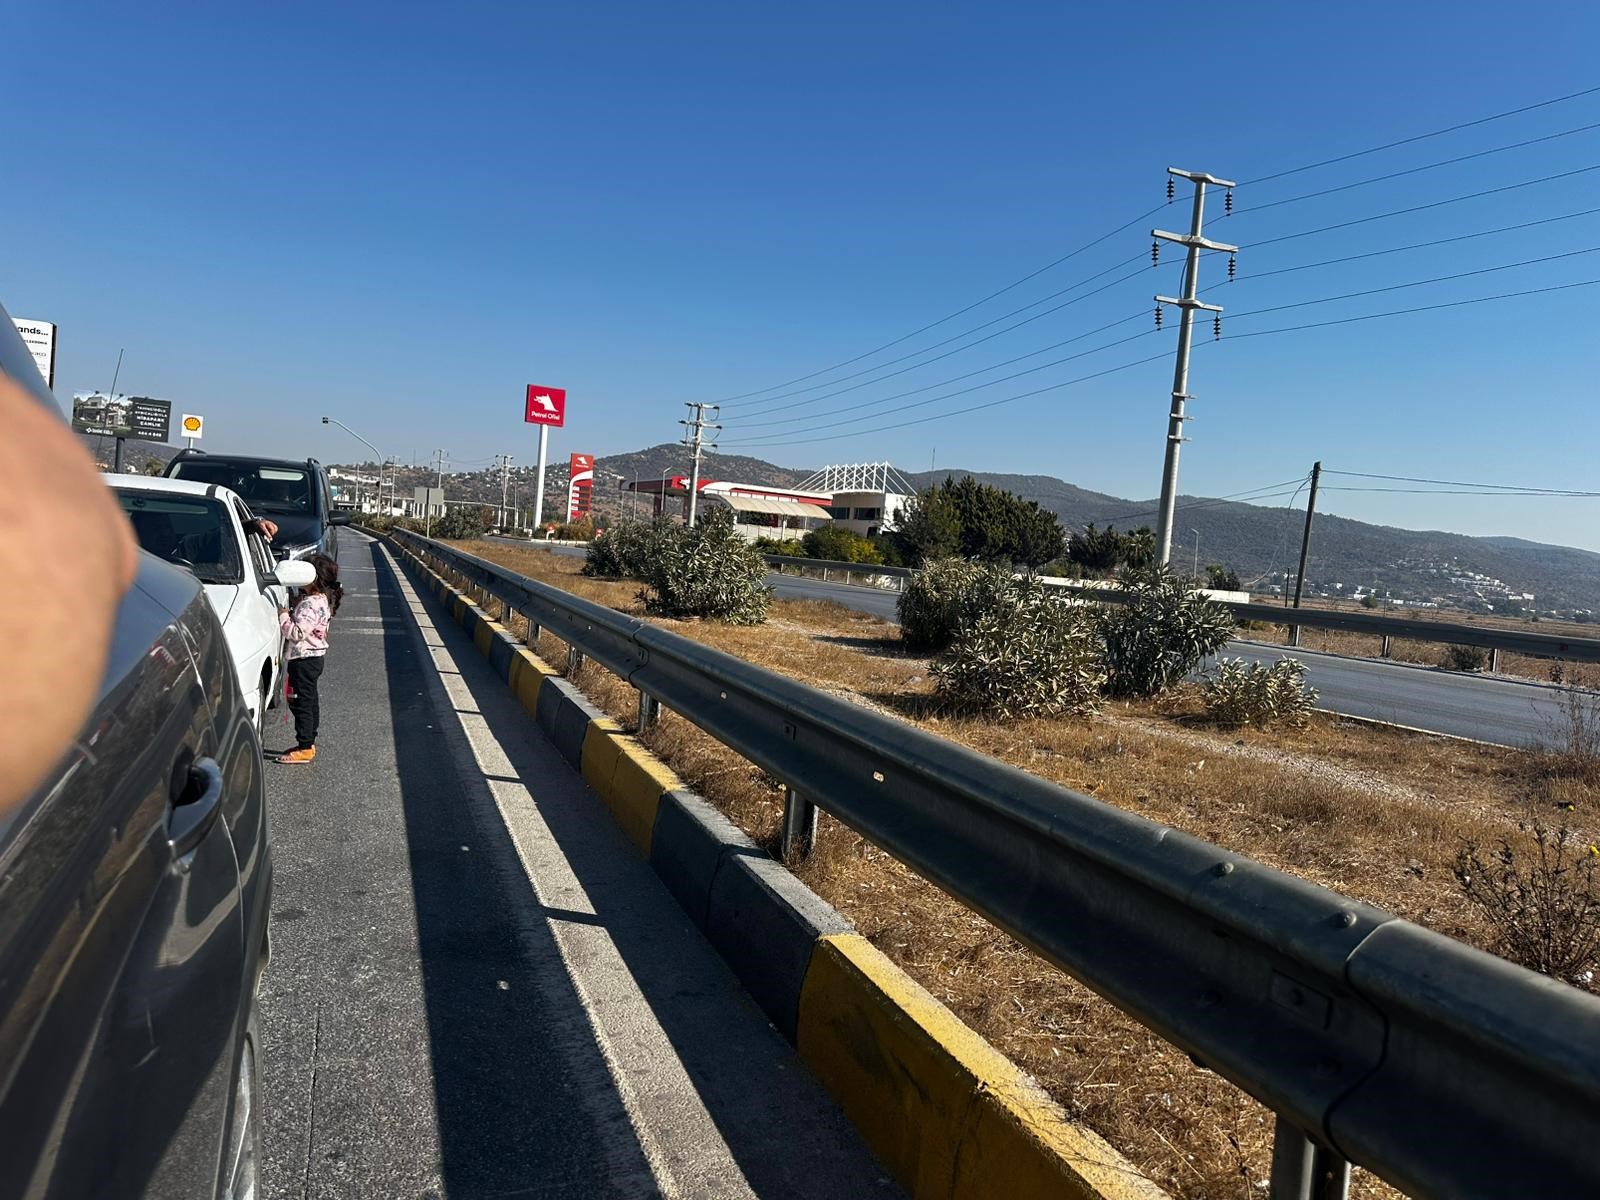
[326,442,1600,615]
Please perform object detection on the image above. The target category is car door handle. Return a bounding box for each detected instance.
[169,757,225,857]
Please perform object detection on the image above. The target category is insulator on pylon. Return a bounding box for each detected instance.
[1228,253,1237,280]
[1166,177,1175,202]
[1151,239,1160,265]
[1155,304,1164,330]
[1224,188,1234,215]
[1213,314,1222,340]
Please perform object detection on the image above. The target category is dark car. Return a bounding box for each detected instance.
[166,450,351,562]
[0,306,271,1200]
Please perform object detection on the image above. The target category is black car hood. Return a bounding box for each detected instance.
[267,513,324,550]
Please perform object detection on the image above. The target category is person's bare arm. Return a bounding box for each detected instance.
[0,376,137,816]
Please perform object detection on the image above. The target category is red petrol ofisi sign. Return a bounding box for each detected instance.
[567,453,594,521]
[524,384,567,428]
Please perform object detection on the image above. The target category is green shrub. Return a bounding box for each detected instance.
[1097,569,1236,698]
[1205,564,1242,591]
[898,558,1013,653]
[802,525,883,564]
[583,519,671,579]
[751,535,801,555]
[638,509,771,624]
[357,513,425,535]
[1202,658,1318,728]
[435,504,490,540]
[1442,644,1489,672]
[933,579,1104,719]
[555,516,596,541]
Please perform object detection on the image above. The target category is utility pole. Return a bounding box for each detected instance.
[1152,167,1237,567]
[427,448,446,537]
[680,402,721,527]
[1289,461,1323,647]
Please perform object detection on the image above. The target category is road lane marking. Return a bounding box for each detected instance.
[378,544,756,1200]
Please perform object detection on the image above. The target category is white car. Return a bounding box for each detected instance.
[109,474,317,733]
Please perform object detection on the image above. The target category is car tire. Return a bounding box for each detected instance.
[221,998,260,1200]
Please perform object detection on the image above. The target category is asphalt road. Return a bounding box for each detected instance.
[259,529,896,1199]
[490,538,1579,747]
[767,573,1576,747]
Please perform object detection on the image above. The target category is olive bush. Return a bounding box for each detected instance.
[1201,658,1318,728]
[583,519,671,579]
[1098,569,1236,698]
[638,509,771,624]
[933,579,1104,718]
[897,558,1013,653]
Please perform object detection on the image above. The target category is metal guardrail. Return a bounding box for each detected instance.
[765,555,1600,664]
[393,529,1600,1200]
[763,553,914,585]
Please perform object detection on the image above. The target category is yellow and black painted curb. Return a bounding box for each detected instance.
[389,539,1168,1200]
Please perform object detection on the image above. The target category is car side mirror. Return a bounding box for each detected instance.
[269,560,317,589]
[329,512,353,526]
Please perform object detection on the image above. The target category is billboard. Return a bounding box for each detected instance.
[11,318,55,388]
[71,392,173,442]
[567,452,594,521]
[524,384,567,427]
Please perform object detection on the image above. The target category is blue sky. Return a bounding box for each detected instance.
[8,1,1600,548]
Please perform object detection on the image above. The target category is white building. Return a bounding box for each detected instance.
[794,462,917,538]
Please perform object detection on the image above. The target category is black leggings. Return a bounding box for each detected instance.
[287,656,326,749]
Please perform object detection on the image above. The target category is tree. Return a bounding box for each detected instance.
[892,487,962,565]
[802,525,883,564]
[896,476,1064,568]
[1205,564,1242,591]
[435,504,490,540]
[1120,526,1156,572]
[1067,523,1122,574]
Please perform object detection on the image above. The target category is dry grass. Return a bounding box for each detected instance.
[451,539,1600,1200]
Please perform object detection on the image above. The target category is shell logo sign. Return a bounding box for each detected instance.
[180,413,204,440]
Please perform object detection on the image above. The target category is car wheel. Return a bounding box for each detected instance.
[221,999,260,1200]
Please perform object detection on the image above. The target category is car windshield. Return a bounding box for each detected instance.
[116,492,244,585]
[170,460,314,515]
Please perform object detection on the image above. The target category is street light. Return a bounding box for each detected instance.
[321,416,389,513]
[1190,528,1201,582]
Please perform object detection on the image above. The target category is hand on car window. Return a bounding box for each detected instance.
[0,375,137,818]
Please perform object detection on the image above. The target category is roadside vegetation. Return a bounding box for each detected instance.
[456,535,1600,1200]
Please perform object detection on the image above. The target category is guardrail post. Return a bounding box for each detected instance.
[1268,1119,1349,1200]
[637,691,660,731]
[566,645,584,676]
[1488,647,1501,672]
[844,569,852,586]
[1379,635,1392,658]
[1288,624,1302,648]
[781,786,817,860]
[821,567,829,582]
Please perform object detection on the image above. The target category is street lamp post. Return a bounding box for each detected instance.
[321,416,390,513]
[1191,528,1201,582]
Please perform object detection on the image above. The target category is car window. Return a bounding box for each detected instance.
[233,499,276,580]
[170,461,315,515]
[115,492,244,584]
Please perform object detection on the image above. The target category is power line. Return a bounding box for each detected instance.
[726,310,1150,432]
[1217,206,1600,285]
[1244,162,1600,249]
[1098,478,1311,524]
[730,247,1600,442]
[1223,244,1600,323]
[713,205,1166,404]
[721,324,1162,445]
[1221,276,1600,341]
[1324,486,1600,496]
[1226,120,1600,218]
[726,349,1175,450]
[1238,83,1600,186]
[722,253,1152,412]
[1323,468,1600,496]
[731,277,1600,453]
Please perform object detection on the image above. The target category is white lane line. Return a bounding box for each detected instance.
[378,547,755,1200]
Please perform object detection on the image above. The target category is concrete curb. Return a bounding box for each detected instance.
[389,539,1168,1200]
